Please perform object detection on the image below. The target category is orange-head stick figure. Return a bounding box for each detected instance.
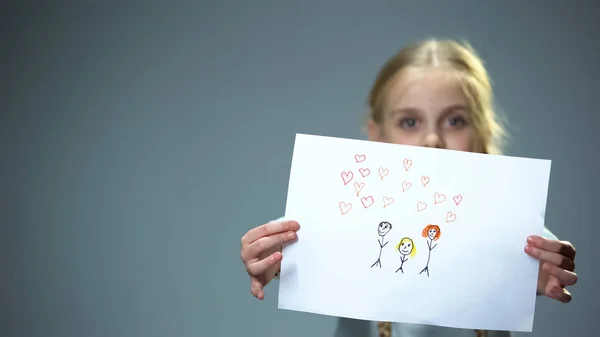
[419,224,441,277]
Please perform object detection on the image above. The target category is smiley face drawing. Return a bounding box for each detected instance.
[395,237,416,273]
[371,221,392,268]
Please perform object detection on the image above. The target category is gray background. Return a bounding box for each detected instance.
[3,1,598,337]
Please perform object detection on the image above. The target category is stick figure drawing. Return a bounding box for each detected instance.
[395,237,416,273]
[371,221,392,268]
[419,224,441,277]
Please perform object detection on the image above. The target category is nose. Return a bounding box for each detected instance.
[423,131,444,149]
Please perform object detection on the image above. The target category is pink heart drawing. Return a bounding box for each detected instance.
[361,196,374,209]
[341,171,353,185]
[355,154,366,163]
[446,211,457,222]
[383,196,394,208]
[359,168,370,177]
[402,181,412,192]
[354,182,365,196]
[403,158,412,171]
[453,195,463,206]
[339,202,352,215]
[421,176,430,186]
[378,167,389,180]
[417,201,427,212]
[434,192,446,204]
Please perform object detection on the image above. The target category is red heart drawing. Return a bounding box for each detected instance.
[339,202,352,215]
[359,168,370,177]
[341,171,353,185]
[403,158,412,171]
[434,192,446,204]
[383,196,394,208]
[446,211,457,222]
[378,167,389,180]
[361,196,374,209]
[402,181,412,192]
[417,201,427,212]
[453,195,463,206]
[354,182,365,196]
[421,176,430,186]
[355,154,366,163]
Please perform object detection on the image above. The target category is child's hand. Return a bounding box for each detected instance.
[240,220,300,300]
[524,236,577,303]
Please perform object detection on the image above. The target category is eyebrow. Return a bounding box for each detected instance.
[390,107,421,116]
[391,103,469,116]
[444,104,469,113]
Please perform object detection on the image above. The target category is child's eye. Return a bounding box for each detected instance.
[399,118,418,129]
[448,116,467,127]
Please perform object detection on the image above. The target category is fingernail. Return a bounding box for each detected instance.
[287,232,296,239]
[524,245,538,255]
[527,236,539,244]
[291,221,300,230]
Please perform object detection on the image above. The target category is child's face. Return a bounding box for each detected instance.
[368,67,479,152]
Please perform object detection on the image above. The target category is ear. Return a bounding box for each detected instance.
[367,119,383,142]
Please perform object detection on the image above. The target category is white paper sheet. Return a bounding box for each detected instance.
[277,133,551,332]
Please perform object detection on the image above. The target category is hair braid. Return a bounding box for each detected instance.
[475,329,488,337]
[377,321,391,337]
[378,321,487,337]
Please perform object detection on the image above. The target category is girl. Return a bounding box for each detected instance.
[239,38,578,337]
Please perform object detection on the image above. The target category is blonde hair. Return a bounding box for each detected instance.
[367,38,506,155]
[395,237,417,258]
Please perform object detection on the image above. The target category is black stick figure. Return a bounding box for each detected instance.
[371,221,392,268]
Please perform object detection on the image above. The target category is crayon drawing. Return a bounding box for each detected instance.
[371,221,392,268]
[279,133,552,332]
[395,237,416,273]
[453,194,463,205]
[419,224,441,277]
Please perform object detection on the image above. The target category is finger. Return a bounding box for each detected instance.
[543,276,570,303]
[524,245,575,271]
[246,251,282,276]
[527,236,576,259]
[542,262,578,286]
[546,284,572,303]
[250,276,265,300]
[242,220,300,245]
[243,231,297,261]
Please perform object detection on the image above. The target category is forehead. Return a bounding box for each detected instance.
[383,67,468,114]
